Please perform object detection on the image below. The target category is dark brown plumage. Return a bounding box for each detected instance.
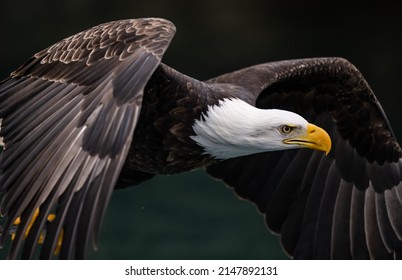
[0,18,401,259]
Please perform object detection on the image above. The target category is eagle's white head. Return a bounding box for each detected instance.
[191,98,331,160]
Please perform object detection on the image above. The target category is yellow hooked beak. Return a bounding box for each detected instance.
[284,123,332,155]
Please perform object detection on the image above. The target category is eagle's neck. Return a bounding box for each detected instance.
[190,98,306,160]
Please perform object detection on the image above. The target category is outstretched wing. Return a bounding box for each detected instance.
[0,18,175,259]
[207,57,402,259]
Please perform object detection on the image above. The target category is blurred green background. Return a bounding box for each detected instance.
[1,0,402,259]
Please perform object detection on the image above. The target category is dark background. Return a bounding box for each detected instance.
[1,0,402,259]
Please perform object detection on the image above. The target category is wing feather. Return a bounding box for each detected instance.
[384,187,402,240]
[364,186,392,258]
[314,161,341,259]
[350,187,370,259]
[0,18,175,259]
[330,180,353,259]
[293,153,332,259]
[375,192,401,254]
[207,57,402,259]
[278,150,315,255]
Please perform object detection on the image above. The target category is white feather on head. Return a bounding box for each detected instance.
[191,98,309,159]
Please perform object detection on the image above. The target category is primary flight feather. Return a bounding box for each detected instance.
[0,18,401,259]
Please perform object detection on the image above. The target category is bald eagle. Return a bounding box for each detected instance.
[0,18,401,259]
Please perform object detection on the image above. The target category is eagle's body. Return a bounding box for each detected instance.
[1,18,402,259]
[121,64,215,177]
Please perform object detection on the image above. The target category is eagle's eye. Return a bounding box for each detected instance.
[279,125,294,134]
